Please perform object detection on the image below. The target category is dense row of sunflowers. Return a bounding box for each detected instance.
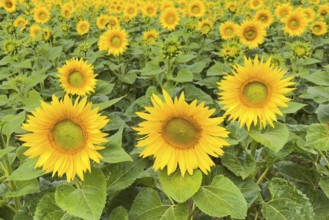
[1,0,329,219]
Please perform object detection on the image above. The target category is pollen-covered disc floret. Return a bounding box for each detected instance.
[134,90,229,176]
[218,56,294,130]
[19,95,109,182]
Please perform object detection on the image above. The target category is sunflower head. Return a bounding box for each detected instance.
[98,28,129,56]
[29,24,41,40]
[238,19,267,49]
[219,40,245,62]
[20,95,109,182]
[290,41,312,59]
[218,56,295,130]
[134,90,229,176]
[282,10,308,36]
[143,30,159,45]
[311,21,328,36]
[160,7,180,31]
[77,20,90,35]
[226,1,237,13]
[197,19,213,35]
[78,41,91,54]
[255,9,274,27]
[162,38,182,59]
[5,22,16,35]
[1,38,19,55]
[188,0,205,18]
[42,27,53,43]
[34,7,51,24]
[219,20,238,40]
[2,0,16,13]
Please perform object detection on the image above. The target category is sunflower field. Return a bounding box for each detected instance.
[0,0,329,219]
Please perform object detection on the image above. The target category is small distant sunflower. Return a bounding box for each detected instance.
[238,19,266,49]
[219,40,244,62]
[311,21,328,36]
[77,20,90,35]
[255,9,274,27]
[290,41,312,59]
[124,3,138,21]
[188,0,205,18]
[57,58,97,96]
[197,19,213,35]
[160,7,180,31]
[161,1,174,11]
[303,8,315,22]
[275,3,292,19]
[13,17,28,31]
[30,24,41,40]
[61,6,73,19]
[226,1,237,13]
[282,10,308,36]
[142,3,157,18]
[248,0,263,10]
[96,14,109,30]
[34,7,51,24]
[134,90,229,176]
[219,20,238,40]
[2,0,16,13]
[107,16,120,29]
[20,95,109,182]
[42,27,53,42]
[143,30,159,45]
[218,56,294,130]
[318,4,329,17]
[98,28,129,56]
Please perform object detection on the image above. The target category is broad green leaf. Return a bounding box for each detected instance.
[93,96,125,111]
[35,193,78,220]
[22,90,42,112]
[281,102,306,114]
[301,58,321,65]
[187,60,210,74]
[177,53,197,63]
[183,84,213,105]
[301,71,329,86]
[305,87,329,104]
[207,62,230,76]
[0,147,15,159]
[262,178,314,220]
[248,122,289,152]
[107,159,147,193]
[55,168,106,220]
[5,179,40,197]
[141,60,164,76]
[171,69,193,82]
[159,169,202,203]
[136,203,188,220]
[7,159,45,181]
[316,104,329,123]
[235,178,261,207]
[305,124,329,151]
[0,95,8,106]
[109,206,128,220]
[319,177,329,199]
[95,81,115,95]
[2,111,25,138]
[100,127,132,163]
[12,213,32,220]
[119,71,137,84]
[12,60,32,69]
[193,175,247,219]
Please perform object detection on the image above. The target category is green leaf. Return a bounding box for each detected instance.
[100,128,132,163]
[301,71,329,86]
[305,124,329,151]
[95,81,115,95]
[0,147,15,159]
[177,53,197,63]
[319,177,329,199]
[0,95,8,107]
[119,71,137,84]
[135,203,188,220]
[305,86,329,104]
[109,206,128,220]
[183,84,213,105]
[302,58,321,65]
[193,175,247,219]
[316,104,329,123]
[55,168,106,220]
[35,193,78,220]
[141,60,164,76]
[7,159,45,181]
[21,90,42,112]
[107,159,147,193]
[93,96,124,111]
[159,169,202,203]
[221,146,256,179]
[207,62,230,76]
[261,178,314,220]
[248,122,289,152]
[5,179,40,197]
[187,60,209,74]
[12,60,32,69]
[281,102,306,114]
[171,69,193,82]
[2,111,25,138]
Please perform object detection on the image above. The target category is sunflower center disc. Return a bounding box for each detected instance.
[192,6,200,14]
[313,26,320,33]
[163,117,200,149]
[52,120,84,151]
[147,7,153,14]
[295,47,306,56]
[244,27,257,40]
[111,36,121,46]
[81,25,87,31]
[40,13,47,20]
[242,81,268,105]
[69,71,84,87]
[167,15,175,24]
[147,36,155,44]
[225,28,233,35]
[260,15,268,22]
[6,1,13,7]
[290,19,298,28]
[202,24,211,33]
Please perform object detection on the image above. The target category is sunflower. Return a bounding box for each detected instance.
[143,30,159,45]
[275,3,292,19]
[226,1,237,13]
[57,58,97,96]
[30,24,41,40]
[303,8,315,22]
[318,4,329,17]
[2,0,16,13]
[98,28,129,56]
[218,56,294,130]
[134,90,229,176]
[160,7,180,31]
[255,9,274,27]
[77,20,90,35]
[96,14,109,30]
[161,1,174,11]
[197,19,213,35]
[142,3,157,18]
[219,20,238,40]
[311,21,328,36]
[282,10,308,36]
[19,95,109,182]
[61,6,73,19]
[124,3,138,21]
[188,0,205,18]
[34,7,51,24]
[248,0,263,10]
[238,19,266,49]
[13,16,28,31]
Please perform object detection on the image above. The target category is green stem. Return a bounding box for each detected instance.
[256,166,270,184]
[188,202,197,220]
[319,150,329,169]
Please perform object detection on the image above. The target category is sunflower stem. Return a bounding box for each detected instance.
[188,202,197,220]
[256,166,270,184]
[74,177,83,189]
[319,150,329,169]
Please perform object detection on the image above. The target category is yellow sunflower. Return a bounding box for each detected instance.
[142,3,157,18]
[143,30,159,45]
[160,7,180,31]
[34,7,51,24]
[218,56,294,130]
[98,28,129,56]
[197,19,213,35]
[77,20,90,35]
[255,9,274,27]
[19,95,109,182]
[61,6,73,19]
[303,8,315,22]
[13,16,28,31]
[2,0,16,13]
[275,3,293,19]
[238,19,266,49]
[124,3,138,21]
[219,20,238,40]
[282,10,308,36]
[318,4,329,17]
[30,24,41,40]
[188,0,205,18]
[96,14,109,30]
[311,21,328,36]
[107,16,120,29]
[134,90,229,176]
[57,58,97,96]
[226,1,238,13]
[248,0,263,10]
